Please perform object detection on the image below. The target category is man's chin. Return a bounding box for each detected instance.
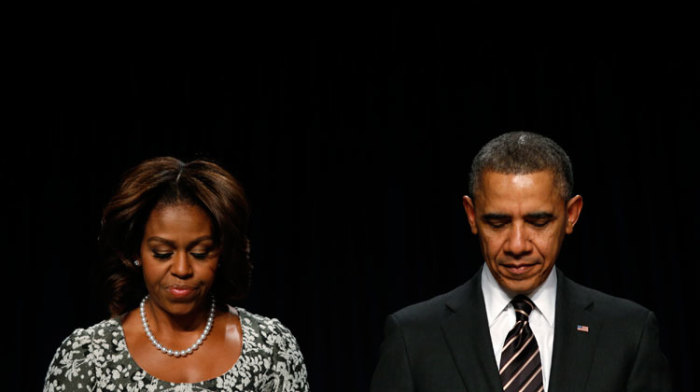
[497,272,541,295]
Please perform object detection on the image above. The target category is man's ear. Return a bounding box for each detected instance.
[463,195,478,234]
[565,195,583,234]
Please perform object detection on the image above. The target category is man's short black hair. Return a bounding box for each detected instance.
[469,131,574,200]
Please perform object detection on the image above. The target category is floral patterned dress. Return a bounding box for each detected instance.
[43,307,309,392]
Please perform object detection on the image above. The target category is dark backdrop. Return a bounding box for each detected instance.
[10,10,697,392]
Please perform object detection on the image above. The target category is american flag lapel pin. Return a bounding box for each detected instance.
[577,324,589,333]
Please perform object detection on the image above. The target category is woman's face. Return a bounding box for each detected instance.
[139,203,220,317]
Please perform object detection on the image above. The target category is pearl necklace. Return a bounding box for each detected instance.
[139,295,216,357]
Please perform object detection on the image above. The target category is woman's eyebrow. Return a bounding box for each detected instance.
[145,236,213,248]
[146,236,176,247]
[186,236,214,250]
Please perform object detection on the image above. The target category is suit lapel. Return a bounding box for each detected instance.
[549,268,600,392]
[441,272,502,392]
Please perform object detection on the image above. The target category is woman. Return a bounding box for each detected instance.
[44,157,309,391]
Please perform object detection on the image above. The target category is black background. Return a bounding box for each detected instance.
[9,9,698,391]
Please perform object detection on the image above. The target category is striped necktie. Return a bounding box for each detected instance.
[499,295,544,392]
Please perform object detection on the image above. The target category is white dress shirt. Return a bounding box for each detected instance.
[480,264,557,392]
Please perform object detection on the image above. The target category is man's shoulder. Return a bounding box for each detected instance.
[388,280,474,327]
[559,271,654,319]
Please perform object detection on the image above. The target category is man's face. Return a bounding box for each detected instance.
[463,170,582,295]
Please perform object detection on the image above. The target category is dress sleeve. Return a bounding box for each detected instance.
[43,328,97,392]
[262,319,310,392]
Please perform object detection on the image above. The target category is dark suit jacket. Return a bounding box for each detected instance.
[370,267,672,392]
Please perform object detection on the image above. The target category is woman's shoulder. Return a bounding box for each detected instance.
[235,307,304,354]
[56,318,123,351]
[231,307,309,391]
[48,318,126,366]
[236,307,294,333]
[44,318,127,390]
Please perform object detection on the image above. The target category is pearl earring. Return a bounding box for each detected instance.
[134,259,141,267]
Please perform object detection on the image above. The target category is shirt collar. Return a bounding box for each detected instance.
[480,263,557,327]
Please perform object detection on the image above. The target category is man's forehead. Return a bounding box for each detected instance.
[475,168,569,200]
[473,171,566,211]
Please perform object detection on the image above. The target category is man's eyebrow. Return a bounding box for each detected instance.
[524,212,555,220]
[481,213,510,221]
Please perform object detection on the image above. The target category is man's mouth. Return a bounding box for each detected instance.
[501,262,539,276]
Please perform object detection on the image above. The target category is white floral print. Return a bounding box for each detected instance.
[43,308,309,392]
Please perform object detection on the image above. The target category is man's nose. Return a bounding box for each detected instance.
[504,224,532,257]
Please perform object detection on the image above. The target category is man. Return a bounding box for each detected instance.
[370,132,671,391]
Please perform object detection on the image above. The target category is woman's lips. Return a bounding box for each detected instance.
[168,286,196,298]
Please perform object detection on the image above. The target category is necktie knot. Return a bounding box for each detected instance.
[511,295,534,322]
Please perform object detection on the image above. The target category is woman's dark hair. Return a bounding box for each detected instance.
[99,157,251,316]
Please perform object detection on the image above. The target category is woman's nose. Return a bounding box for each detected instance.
[171,252,194,278]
